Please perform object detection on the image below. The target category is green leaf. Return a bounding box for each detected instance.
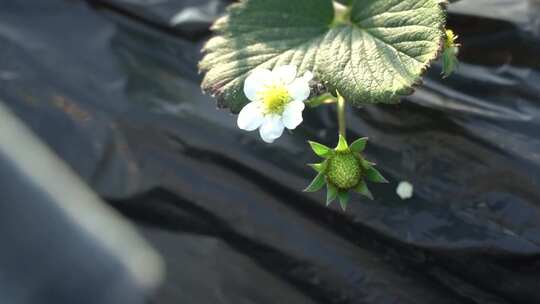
[350,137,368,153]
[354,180,374,200]
[308,161,327,173]
[338,191,350,210]
[304,172,326,192]
[326,183,338,206]
[200,0,446,113]
[365,167,389,183]
[336,0,353,6]
[308,141,333,158]
[360,158,376,169]
[336,134,349,152]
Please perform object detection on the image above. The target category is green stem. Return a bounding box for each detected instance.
[331,2,352,27]
[337,93,346,137]
[305,93,337,108]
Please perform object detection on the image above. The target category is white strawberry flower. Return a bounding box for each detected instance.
[237,65,313,143]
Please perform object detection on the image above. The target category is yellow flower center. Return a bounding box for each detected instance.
[259,84,292,115]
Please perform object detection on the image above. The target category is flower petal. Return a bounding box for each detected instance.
[273,65,297,85]
[282,100,304,129]
[287,77,311,102]
[259,115,285,143]
[287,99,305,112]
[237,101,264,131]
[302,71,314,82]
[244,69,273,101]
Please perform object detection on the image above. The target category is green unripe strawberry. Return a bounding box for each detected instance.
[326,152,362,190]
[305,135,388,211]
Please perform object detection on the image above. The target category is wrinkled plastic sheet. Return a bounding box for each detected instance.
[0,103,162,304]
[1,0,540,303]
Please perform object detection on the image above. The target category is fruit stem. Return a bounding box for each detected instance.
[337,92,346,137]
